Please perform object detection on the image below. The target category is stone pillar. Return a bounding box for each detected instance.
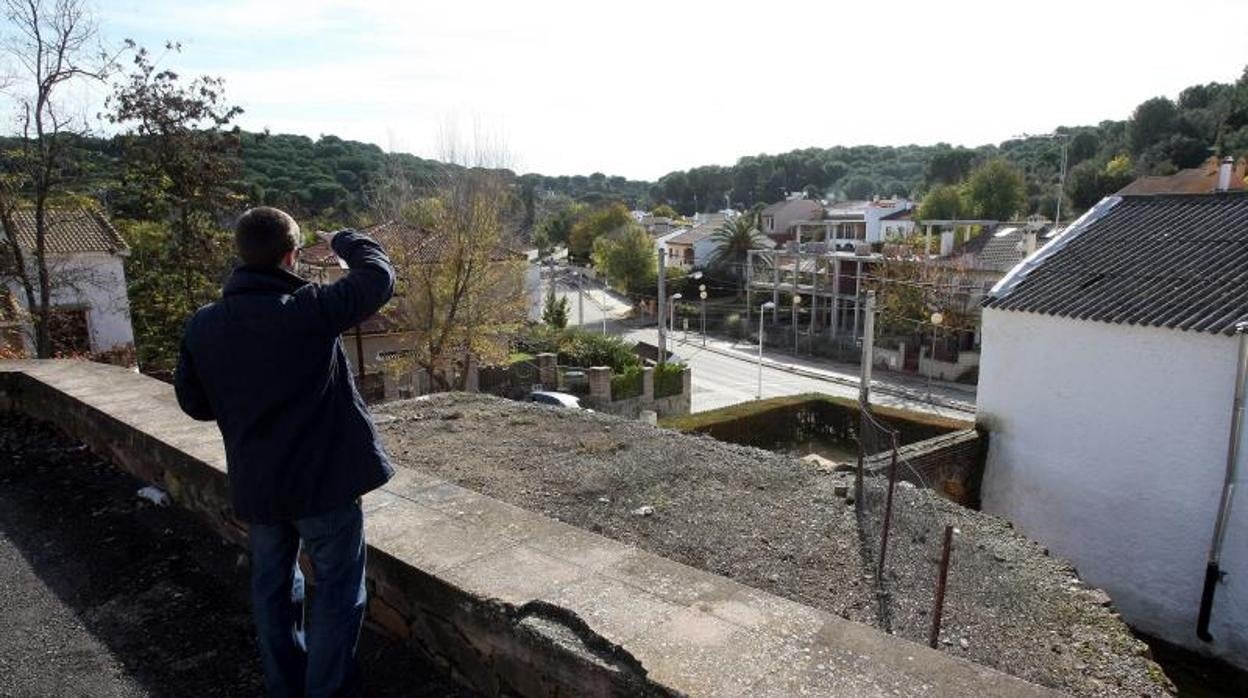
[536,353,557,390]
[414,367,429,396]
[675,367,692,415]
[464,354,479,393]
[642,366,655,403]
[588,366,612,403]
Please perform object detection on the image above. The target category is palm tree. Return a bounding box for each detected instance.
[709,212,769,296]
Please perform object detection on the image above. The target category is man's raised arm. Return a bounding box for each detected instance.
[315,229,396,336]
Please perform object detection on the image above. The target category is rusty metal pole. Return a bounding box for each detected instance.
[929,524,954,648]
[876,434,900,581]
[855,411,865,515]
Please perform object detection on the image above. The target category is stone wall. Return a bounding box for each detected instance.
[0,360,1051,697]
[584,364,692,419]
[864,428,985,506]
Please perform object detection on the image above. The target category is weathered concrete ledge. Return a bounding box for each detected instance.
[0,360,1053,696]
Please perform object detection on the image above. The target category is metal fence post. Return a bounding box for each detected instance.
[876,433,900,581]
[929,524,954,648]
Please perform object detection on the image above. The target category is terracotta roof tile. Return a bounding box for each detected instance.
[5,207,127,255]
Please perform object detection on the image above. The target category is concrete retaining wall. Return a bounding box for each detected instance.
[864,428,985,506]
[0,360,1051,697]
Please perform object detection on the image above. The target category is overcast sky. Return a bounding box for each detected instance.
[74,0,1248,179]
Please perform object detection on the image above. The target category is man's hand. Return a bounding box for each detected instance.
[315,230,339,246]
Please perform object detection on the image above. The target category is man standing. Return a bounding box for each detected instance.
[175,207,395,697]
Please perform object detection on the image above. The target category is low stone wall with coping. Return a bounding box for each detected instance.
[582,364,692,419]
[0,360,1050,697]
[864,428,986,506]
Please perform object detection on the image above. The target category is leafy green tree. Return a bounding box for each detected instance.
[105,42,244,340]
[708,213,768,295]
[1127,97,1179,155]
[541,294,569,329]
[569,202,631,261]
[965,159,1027,220]
[842,174,876,200]
[1066,155,1135,210]
[924,147,978,187]
[650,203,678,218]
[917,184,965,220]
[590,223,655,294]
[1068,131,1100,165]
[534,202,581,250]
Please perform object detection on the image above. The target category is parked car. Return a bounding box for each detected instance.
[528,390,585,409]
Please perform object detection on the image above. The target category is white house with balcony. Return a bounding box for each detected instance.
[790,198,915,251]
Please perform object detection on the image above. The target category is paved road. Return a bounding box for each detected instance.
[623,328,976,421]
[540,270,633,332]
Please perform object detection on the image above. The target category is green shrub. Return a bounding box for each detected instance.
[611,365,644,400]
[513,326,640,373]
[654,362,685,398]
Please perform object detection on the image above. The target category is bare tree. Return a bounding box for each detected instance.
[1,0,117,357]
[383,130,529,390]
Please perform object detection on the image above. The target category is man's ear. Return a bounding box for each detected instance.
[282,248,299,271]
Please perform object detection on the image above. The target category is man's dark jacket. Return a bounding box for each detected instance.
[174,230,396,524]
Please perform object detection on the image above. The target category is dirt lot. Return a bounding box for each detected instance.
[377,393,1174,697]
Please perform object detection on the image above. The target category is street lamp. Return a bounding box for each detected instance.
[792,294,803,354]
[699,284,708,348]
[927,312,944,400]
[669,292,683,339]
[759,301,776,399]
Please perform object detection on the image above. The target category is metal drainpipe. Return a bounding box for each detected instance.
[1197,321,1248,642]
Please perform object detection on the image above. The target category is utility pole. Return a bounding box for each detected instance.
[859,291,876,405]
[577,272,585,327]
[1055,135,1069,229]
[657,249,667,365]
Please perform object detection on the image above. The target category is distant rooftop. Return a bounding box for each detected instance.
[1117,157,1247,195]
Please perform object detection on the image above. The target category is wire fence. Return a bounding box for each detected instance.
[855,398,958,646]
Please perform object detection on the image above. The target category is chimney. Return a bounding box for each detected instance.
[1217,156,1234,192]
[1023,230,1037,256]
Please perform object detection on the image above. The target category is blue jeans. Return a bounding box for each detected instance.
[248,501,367,698]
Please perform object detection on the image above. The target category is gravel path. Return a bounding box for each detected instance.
[377,393,1173,696]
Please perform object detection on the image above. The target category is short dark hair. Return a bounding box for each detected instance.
[235,207,300,267]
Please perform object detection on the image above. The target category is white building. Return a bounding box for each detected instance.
[790,198,915,250]
[977,192,1248,668]
[1,207,134,358]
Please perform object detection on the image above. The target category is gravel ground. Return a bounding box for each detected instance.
[0,415,475,698]
[377,393,1174,697]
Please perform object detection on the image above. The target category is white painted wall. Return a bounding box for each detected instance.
[865,199,914,242]
[692,236,718,268]
[7,252,135,354]
[978,308,1248,668]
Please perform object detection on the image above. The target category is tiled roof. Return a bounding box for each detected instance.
[1117,157,1246,195]
[762,200,822,217]
[4,207,127,255]
[666,223,717,246]
[959,225,1049,272]
[984,193,1248,335]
